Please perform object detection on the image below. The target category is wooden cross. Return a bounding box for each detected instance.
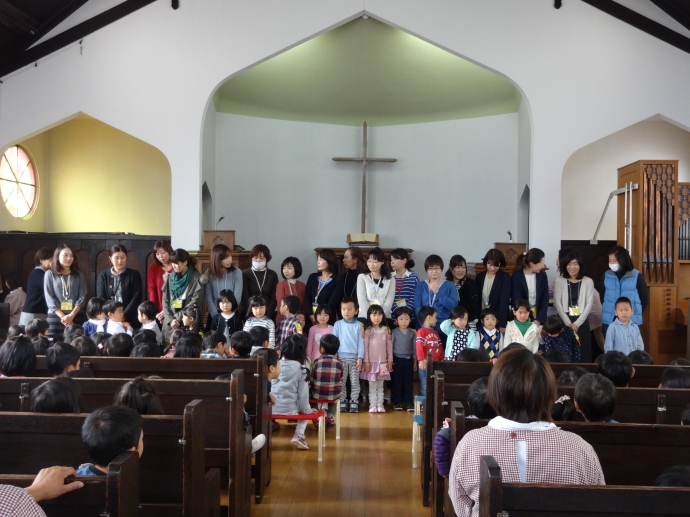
[333,121,397,233]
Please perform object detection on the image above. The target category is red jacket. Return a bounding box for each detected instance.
[416,326,443,361]
[147,263,168,312]
[275,280,305,325]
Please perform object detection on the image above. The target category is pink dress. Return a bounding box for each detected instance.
[360,327,393,381]
[307,324,334,361]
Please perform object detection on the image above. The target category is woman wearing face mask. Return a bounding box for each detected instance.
[97,244,143,330]
[241,244,279,320]
[600,245,648,336]
[511,248,549,328]
[147,240,174,323]
[474,249,511,334]
[204,244,243,324]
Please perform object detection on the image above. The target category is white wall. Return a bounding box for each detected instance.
[201,100,217,232]
[562,119,690,241]
[2,0,690,273]
[517,97,531,243]
[215,113,518,276]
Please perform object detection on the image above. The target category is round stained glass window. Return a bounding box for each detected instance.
[0,146,38,218]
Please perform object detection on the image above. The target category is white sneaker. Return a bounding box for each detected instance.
[252,434,266,454]
[291,434,309,450]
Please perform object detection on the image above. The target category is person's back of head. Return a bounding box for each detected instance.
[85,297,105,320]
[64,324,85,342]
[173,332,202,358]
[319,334,340,356]
[113,376,164,415]
[133,330,157,348]
[32,336,52,355]
[544,349,569,363]
[655,465,690,487]
[203,331,226,351]
[681,406,690,426]
[457,348,489,362]
[628,350,654,365]
[281,334,307,364]
[499,343,526,356]
[281,295,300,315]
[417,306,437,327]
[71,336,98,357]
[105,334,134,357]
[0,328,8,343]
[543,315,564,335]
[30,377,82,413]
[26,319,49,339]
[659,367,690,389]
[467,377,497,419]
[46,343,81,376]
[574,373,616,422]
[81,406,143,468]
[551,393,577,421]
[92,332,111,354]
[487,347,556,423]
[67,368,95,378]
[598,350,634,387]
[248,326,269,349]
[557,366,589,387]
[0,336,36,377]
[229,331,253,357]
[8,325,25,338]
[131,344,160,357]
[265,348,279,369]
[670,357,690,366]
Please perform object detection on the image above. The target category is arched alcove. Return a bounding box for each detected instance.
[202,181,214,231]
[518,185,530,244]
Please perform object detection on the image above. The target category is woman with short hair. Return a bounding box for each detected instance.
[19,247,53,326]
[449,348,605,517]
[97,244,143,330]
[241,244,279,319]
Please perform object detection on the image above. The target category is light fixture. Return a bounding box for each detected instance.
[362,14,369,20]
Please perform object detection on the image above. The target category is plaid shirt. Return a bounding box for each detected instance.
[275,314,302,352]
[311,353,344,400]
[449,425,605,517]
[0,484,46,517]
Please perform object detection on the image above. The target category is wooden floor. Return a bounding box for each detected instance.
[253,408,431,517]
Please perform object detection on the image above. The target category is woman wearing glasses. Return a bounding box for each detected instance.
[414,254,458,337]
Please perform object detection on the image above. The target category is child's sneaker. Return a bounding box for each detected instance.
[377,404,385,413]
[350,402,359,413]
[369,405,377,413]
[252,434,266,454]
[406,404,415,413]
[394,403,403,411]
[291,434,309,450]
[340,400,348,412]
[325,416,336,429]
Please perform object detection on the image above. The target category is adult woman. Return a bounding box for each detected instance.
[19,247,53,325]
[390,248,420,326]
[204,244,243,323]
[335,247,368,310]
[304,249,340,325]
[356,247,395,320]
[413,255,458,335]
[511,248,549,327]
[445,254,480,329]
[474,249,511,332]
[97,244,143,329]
[276,256,305,326]
[147,240,174,323]
[449,348,605,516]
[43,244,87,339]
[162,249,207,342]
[600,245,648,334]
[554,250,594,362]
[241,244,279,319]
[4,272,25,327]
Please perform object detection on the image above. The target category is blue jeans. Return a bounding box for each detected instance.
[391,356,414,405]
[418,367,427,398]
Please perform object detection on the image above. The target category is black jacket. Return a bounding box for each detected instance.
[303,273,341,325]
[455,277,481,323]
[511,269,550,324]
[96,268,143,328]
[23,267,48,314]
[206,311,244,336]
[475,270,512,329]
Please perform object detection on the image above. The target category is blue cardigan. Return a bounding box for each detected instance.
[474,270,511,329]
[414,280,458,332]
[511,269,549,324]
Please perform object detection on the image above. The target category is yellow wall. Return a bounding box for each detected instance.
[1,118,171,235]
[44,118,171,234]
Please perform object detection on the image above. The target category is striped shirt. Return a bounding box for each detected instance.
[243,316,276,349]
[391,270,420,322]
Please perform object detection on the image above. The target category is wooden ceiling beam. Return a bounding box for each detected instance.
[0,0,40,35]
[0,0,159,79]
[581,0,690,55]
[650,0,690,32]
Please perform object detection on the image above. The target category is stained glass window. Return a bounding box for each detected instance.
[0,146,37,218]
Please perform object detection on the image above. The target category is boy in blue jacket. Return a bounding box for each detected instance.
[604,297,644,354]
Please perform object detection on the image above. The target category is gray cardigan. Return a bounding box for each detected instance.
[553,276,594,329]
[43,270,87,313]
[204,268,243,317]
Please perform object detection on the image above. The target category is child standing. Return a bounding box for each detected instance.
[206,289,243,343]
[543,315,580,363]
[104,301,133,336]
[604,297,644,354]
[476,308,503,360]
[306,305,334,362]
[82,298,107,336]
[441,306,478,361]
[243,295,276,349]
[504,299,541,354]
[391,306,416,411]
[137,301,162,345]
[416,306,443,397]
[361,305,393,413]
[311,333,343,429]
[333,297,364,413]
[271,334,313,450]
[276,295,303,353]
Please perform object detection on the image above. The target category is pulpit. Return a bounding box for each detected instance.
[192,230,251,276]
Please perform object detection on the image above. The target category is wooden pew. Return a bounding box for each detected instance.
[472,455,690,517]
[34,353,271,504]
[0,400,220,517]
[0,451,139,517]
[0,373,251,517]
[419,356,690,506]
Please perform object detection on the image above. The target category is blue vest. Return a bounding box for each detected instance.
[602,269,643,326]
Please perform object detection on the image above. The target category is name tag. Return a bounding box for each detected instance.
[568,306,581,316]
[312,305,318,315]
[395,299,407,307]
[530,306,537,317]
[295,323,303,334]
[61,301,73,311]
[172,299,182,309]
